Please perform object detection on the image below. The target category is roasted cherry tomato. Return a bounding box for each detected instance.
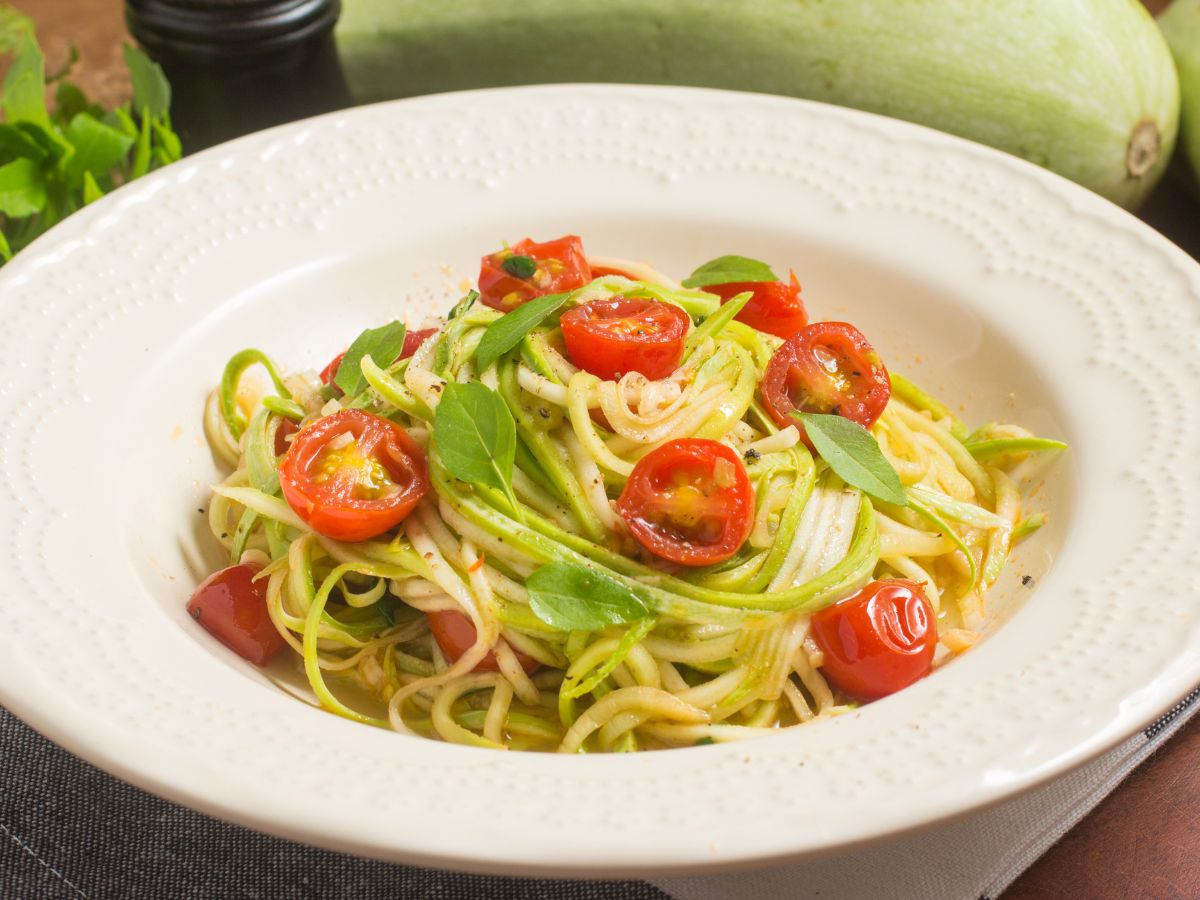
[279,409,428,542]
[616,438,754,566]
[273,416,299,456]
[560,297,690,382]
[478,235,592,312]
[809,579,936,701]
[401,327,437,360]
[761,321,891,440]
[319,351,346,388]
[427,610,540,674]
[187,564,284,667]
[707,271,808,339]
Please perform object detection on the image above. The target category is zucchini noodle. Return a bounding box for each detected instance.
[196,251,1063,752]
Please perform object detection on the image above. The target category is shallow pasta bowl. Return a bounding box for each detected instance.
[0,84,1198,876]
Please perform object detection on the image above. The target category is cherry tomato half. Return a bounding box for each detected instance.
[560,297,691,382]
[187,564,284,667]
[809,579,936,701]
[478,235,592,312]
[708,270,808,339]
[616,438,754,566]
[761,321,891,440]
[427,609,540,674]
[279,409,428,542]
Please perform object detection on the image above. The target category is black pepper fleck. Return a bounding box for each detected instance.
[743,448,761,462]
[1021,575,1035,587]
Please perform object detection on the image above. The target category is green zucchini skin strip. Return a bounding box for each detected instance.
[219,349,293,440]
[890,372,968,440]
[964,437,1068,460]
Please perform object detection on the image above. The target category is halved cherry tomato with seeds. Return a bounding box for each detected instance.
[427,609,541,674]
[478,235,592,312]
[810,579,936,701]
[616,438,754,566]
[279,409,428,542]
[707,270,808,339]
[187,563,284,667]
[761,321,891,441]
[561,297,690,382]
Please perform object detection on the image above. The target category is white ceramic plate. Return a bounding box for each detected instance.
[1,85,1198,876]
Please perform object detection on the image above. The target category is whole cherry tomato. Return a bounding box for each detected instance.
[809,579,936,701]
[616,438,754,566]
[761,321,891,441]
[279,409,428,542]
[427,610,540,674]
[187,563,284,667]
[707,270,808,339]
[478,235,592,312]
[560,296,690,382]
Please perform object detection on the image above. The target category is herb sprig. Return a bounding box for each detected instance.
[795,411,908,506]
[0,10,182,262]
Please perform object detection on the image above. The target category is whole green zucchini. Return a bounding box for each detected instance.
[1160,0,1200,187]
[337,0,1179,208]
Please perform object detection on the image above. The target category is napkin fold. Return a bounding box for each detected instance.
[2,688,1195,900]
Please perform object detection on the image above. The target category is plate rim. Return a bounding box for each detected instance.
[1,82,1199,875]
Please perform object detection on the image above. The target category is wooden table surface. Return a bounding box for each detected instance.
[10,1,1200,897]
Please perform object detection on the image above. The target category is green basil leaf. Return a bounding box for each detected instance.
[1,34,49,127]
[433,381,520,515]
[526,561,650,631]
[64,112,134,180]
[796,412,907,506]
[0,158,46,218]
[474,291,570,373]
[681,254,779,289]
[334,320,407,398]
[123,44,171,120]
[501,254,537,279]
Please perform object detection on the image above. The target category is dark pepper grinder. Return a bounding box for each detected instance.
[125,0,352,151]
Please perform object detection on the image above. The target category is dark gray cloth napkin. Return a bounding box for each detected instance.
[0,707,667,900]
